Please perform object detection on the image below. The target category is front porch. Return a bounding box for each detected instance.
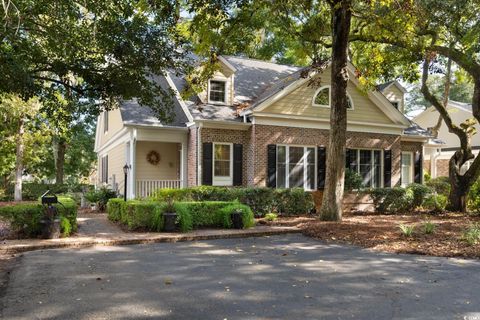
[125,127,188,199]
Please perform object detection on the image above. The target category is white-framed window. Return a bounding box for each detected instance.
[348,149,383,188]
[312,85,354,110]
[103,111,109,133]
[213,142,233,186]
[208,80,227,104]
[276,145,316,191]
[401,151,413,187]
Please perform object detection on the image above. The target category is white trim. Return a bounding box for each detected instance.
[212,142,233,186]
[96,128,131,154]
[401,135,430,142]
[380,80,408,94]
[401,151,414,187]
[194,119,251,130]
[349,148,384,188]
[218,56,237,72]
[94,114,102,152]
[311,85,354,110]
[165,73,194,122]
[276,145,317,191]
[243,62,411,126]
[207,79,228,105]
[252,114,405,135]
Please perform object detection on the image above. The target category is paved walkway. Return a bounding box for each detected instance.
[0,213,300,254]
[2,234,479,319]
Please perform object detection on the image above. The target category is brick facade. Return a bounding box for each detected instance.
[187,127,198,187]
[436,159,450,177]
[251,124,403,187]
[199,127,250,186]
[186,124,424,188]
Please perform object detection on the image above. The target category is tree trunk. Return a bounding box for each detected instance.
[319,0,351,221]
[14,118,24,201]
[55,138,66,184]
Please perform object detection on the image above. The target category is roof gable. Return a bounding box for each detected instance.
[247,62,411,127]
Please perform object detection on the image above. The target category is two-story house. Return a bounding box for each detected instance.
[94,56,430,199]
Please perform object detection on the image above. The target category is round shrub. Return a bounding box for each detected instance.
[406,183,433,209]
[423,194,448,213]
[426,177,451,197]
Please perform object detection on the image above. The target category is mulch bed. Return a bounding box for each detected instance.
[298,213,480,259]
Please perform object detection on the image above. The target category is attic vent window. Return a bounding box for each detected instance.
[209,80,226,103]
[312,86,353,109]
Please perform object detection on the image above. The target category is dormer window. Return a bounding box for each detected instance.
[209,80,226,103]
[312,86,353,109]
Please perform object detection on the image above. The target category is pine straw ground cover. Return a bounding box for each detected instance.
[260,213,480,259]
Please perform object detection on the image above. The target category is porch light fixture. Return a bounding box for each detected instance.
[123,164,130,201]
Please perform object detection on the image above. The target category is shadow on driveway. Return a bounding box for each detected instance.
[1,234,479,319]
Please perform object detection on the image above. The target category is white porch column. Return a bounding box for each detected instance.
[180,142,187,188]
[129,131,137,199]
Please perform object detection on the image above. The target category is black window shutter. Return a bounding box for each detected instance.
[384,150,392,188]
[233,144,243,186]
[317,146,326,189]
[414,151,423,183]
[346,149,357,170]
[267,144,277,188]
[345,148,351,168]
[202,142,213,186]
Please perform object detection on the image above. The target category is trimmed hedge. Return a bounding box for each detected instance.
[151,186,314,217]
[368,183,449,214]
[0,196,78,238]
[107,199,255,232]
[2,183,93,201]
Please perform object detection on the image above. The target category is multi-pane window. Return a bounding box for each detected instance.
[313,86,353,109]
[348,149,382,188]
[314,88,330,106]
[276,146,316,190]
[214,144,231,177]
[209,80,226,103]
[401,152,413,187]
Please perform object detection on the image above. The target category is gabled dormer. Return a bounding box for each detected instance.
[197,56,236,106]
[378,80,407,113]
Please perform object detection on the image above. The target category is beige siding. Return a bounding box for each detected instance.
[260,67,394,124]
[383,84,405,113]
[98,143,126,190]
[198,64,235,105]
[135,141,180,181]
[99,108,124,147]
[414,106,480,149]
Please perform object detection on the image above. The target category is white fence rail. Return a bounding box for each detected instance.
[135,180,181,198]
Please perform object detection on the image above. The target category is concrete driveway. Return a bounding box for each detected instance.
[1,234,479,320]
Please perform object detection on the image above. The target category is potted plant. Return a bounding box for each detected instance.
[230,208,244,229]
[163,196,177,232]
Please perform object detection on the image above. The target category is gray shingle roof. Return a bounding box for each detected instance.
[119,75,189,127]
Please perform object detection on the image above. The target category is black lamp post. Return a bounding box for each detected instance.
[123,164,130,201]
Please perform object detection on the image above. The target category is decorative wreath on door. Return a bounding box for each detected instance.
[146,150,160,165]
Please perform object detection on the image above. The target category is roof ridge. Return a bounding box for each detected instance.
[222,55,302,69]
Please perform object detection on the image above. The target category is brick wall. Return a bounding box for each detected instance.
[436,159,450,177]
[188,124,425,188]
[251,124,403,187]
[187,127,198,187]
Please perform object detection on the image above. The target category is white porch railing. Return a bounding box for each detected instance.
[135,180,181,198]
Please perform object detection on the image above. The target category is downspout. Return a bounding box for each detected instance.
[196,124,202,186]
